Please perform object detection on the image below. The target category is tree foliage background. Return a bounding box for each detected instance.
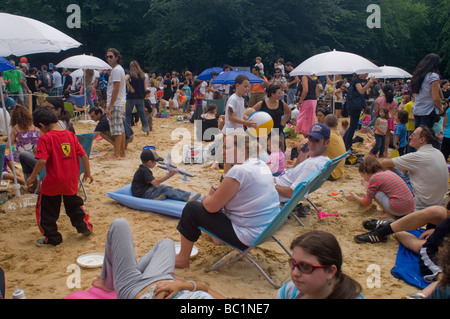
[1,0,449,78]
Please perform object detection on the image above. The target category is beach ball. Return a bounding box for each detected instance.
[247,111,274,138]
[176,115,183,121]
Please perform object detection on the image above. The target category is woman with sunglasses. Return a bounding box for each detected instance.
[276,231,363,299]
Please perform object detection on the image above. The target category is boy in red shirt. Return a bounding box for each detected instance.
[27,107,94,246]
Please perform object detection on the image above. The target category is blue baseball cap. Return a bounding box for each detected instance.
[308,123,330,140]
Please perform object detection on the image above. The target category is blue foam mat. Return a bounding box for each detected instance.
[106,184,199,219]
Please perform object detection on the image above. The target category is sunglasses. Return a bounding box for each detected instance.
[288,258,328,274]
[106,55,115,59]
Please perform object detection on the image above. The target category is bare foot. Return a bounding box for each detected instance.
[210,235,223,246]
[92,276,114,292]
[209,161,220,170]
[104,155,122,161]
[175,254,190,269]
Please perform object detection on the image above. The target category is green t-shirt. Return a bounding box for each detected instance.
[3,69,23,93]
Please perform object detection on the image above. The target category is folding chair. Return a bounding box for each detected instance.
[76,133,95,201]
[301,151,350,220]
[70,95,88,119]
[359,116,376,133]
[37,133,94,201]
[64,102,75,119]
[199,169,321,288]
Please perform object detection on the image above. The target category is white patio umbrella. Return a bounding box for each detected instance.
[70,68,100,80]
[290,49,381,77]
[0,13,82,56]
[55,54,111,70]
[56,55,111,121]
[368,65,412,79]
[290,49,381,113]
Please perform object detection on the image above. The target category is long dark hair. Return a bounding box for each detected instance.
[382,84,395,104]
[411,53,441,94]
[290,231,362,299]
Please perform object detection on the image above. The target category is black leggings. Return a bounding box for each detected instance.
[177,201,248,251]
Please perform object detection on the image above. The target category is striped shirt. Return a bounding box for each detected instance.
[362,170,415,214]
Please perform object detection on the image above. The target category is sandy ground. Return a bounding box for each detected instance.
[0,115,424,299]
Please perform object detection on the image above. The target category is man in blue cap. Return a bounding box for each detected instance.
[274,123,330,202]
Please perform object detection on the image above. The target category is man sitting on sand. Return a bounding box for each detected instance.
[274,123,330,202]
[89,107,134,149]
[380,125,448,210]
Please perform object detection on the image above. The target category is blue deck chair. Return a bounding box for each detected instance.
[70,95,88,119]
[300,150,350,220]
[37,133,94,201]
[76,133,95,201]
[199,169,321,288]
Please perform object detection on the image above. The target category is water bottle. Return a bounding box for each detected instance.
[12,286,26,299]
[438,131,444,142]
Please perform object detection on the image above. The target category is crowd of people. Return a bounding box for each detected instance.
[1,50,450,300]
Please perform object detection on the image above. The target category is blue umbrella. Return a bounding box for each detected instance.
[211,70,263,85]
[0,57,15,72]
[196,67,223,81]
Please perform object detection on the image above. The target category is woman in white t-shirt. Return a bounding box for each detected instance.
[411,53,444,131]
[175,132,280,269]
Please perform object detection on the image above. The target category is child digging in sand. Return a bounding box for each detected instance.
[131,148,201,202]
[345,156,415,220]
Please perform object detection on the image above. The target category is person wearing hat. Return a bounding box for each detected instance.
[274,123,331,202]
[131,149,201,202]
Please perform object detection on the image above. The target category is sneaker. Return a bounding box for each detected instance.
[368,152,376,157]
[294,203,311,218]
[35,238,53,247]
[153,194,166,201]
[404,292,426,299]
[82,228,92,237]
[362,219,393,231]
[354,230,388,244]
[379,155,387,158]
[187,193,201,202]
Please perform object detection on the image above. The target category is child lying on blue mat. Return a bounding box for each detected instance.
[131,149,201,202]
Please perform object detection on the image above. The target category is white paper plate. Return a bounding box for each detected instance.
[76,253,104,268]
[174,242,198,259]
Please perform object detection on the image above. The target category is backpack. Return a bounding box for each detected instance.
[41,72,53,89]
[99,73,108,92]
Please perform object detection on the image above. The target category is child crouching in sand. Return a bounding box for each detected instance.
[345,156,415,219]
[131,149,201,202]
